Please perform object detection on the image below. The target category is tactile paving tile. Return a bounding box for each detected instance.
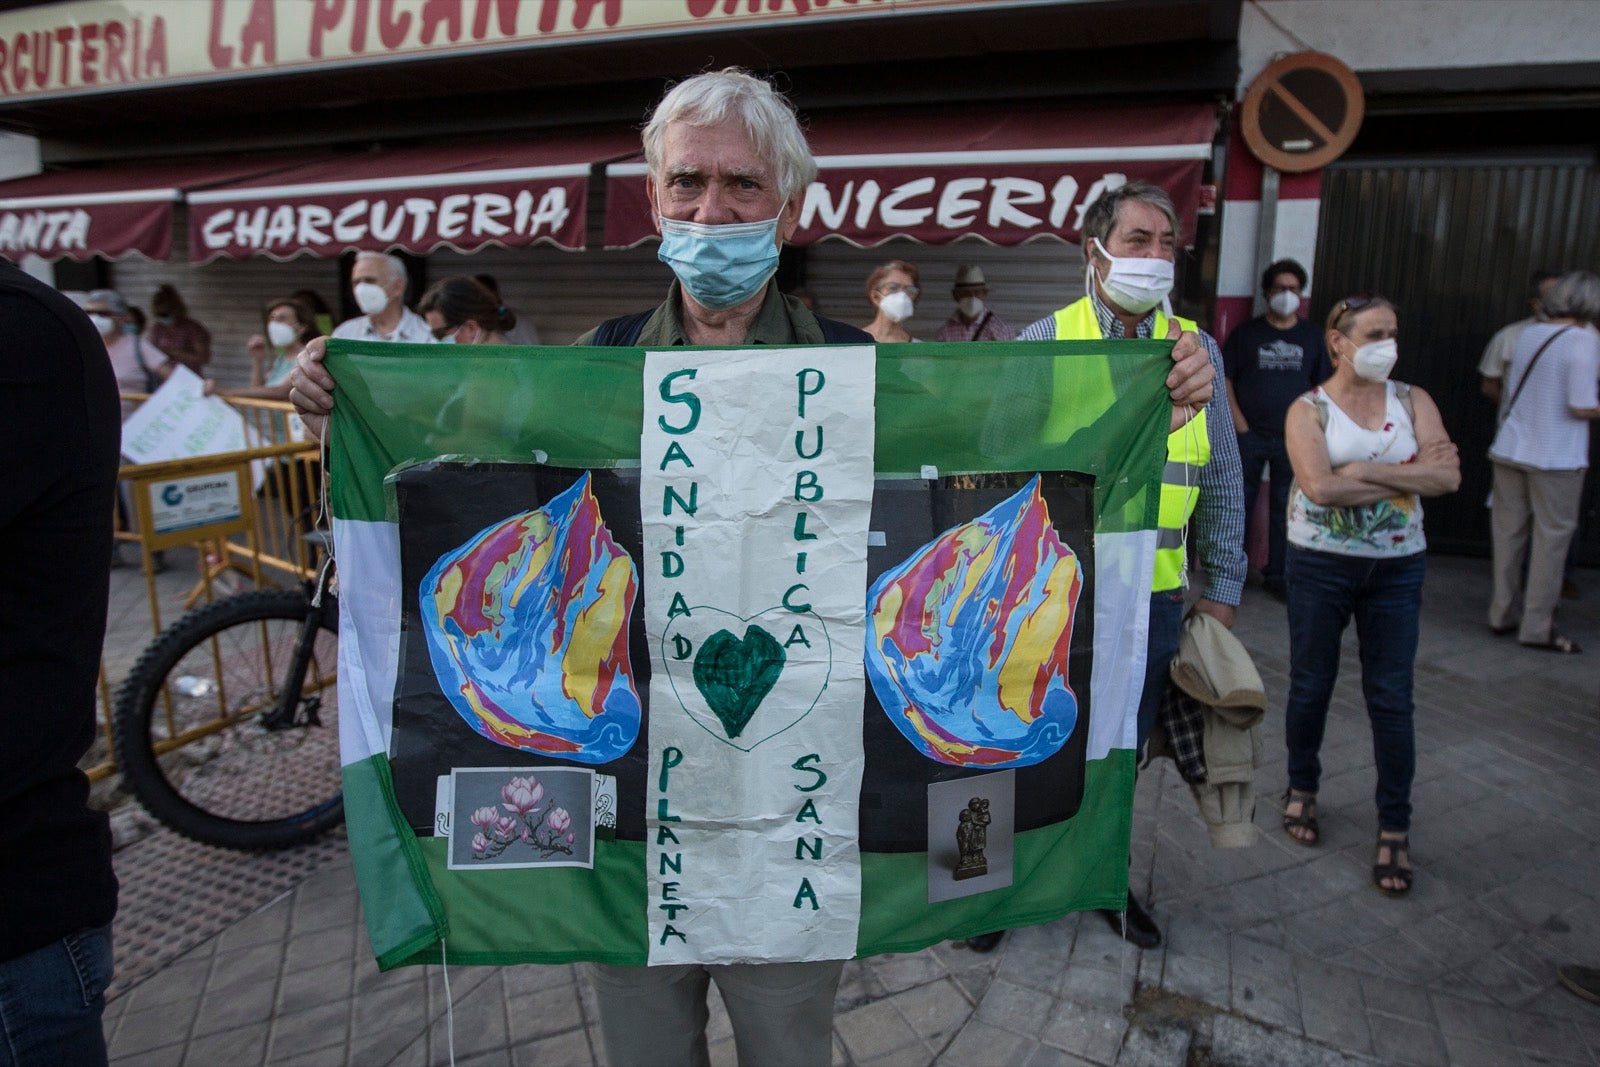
[107,825,349,1000]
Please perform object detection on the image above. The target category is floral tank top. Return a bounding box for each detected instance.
[1287,381,1426,558]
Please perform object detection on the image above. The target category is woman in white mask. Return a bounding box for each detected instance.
[862,260,922,343]
[1279,293,1459,897]
[210,296,320,401]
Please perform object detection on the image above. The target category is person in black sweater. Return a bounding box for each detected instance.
[0,258,121,1066]
[1223,259,1332,599]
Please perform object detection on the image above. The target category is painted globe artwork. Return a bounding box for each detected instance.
[421,473,640,763]
[865,476,1082,768]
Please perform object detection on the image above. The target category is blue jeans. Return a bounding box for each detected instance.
[0,927,112,1067]
[1138,589,1186,754]
[1284,546,1425,832]
[1238,431,1292,582]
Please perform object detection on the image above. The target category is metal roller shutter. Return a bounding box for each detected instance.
[800,238,1085,339]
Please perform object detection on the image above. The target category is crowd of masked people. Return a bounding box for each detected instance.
[12,65,1600,1067]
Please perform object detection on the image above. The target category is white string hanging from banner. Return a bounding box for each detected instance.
[440,937,457,1067]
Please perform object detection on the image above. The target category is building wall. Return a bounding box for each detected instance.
[1218,0,1600,342]
[1237,0,1600,91]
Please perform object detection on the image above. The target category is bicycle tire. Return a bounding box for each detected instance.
[113,588,344,850]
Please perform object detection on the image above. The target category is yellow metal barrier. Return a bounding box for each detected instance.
[94,396,325,784]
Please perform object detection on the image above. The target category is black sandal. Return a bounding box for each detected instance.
[1373,832,1413,896]
[1282,789,1319,846]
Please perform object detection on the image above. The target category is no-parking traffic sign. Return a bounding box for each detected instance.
[1241,52,1365,173]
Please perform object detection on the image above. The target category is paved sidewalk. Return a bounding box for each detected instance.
[99,555,1600,1065]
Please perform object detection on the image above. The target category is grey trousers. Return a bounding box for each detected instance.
[584,959,844,1067]
[1489,461,1585,643]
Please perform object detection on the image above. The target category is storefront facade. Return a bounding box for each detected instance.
[0,0,1239,379]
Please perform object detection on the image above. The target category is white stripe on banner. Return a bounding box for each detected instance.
[1087,530,1157,761]
[334,519,403,766]
[641,347,875,965]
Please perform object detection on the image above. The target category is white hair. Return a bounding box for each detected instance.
[1546,270,1600,324]
[355,250,408,289]
[642,67,817,202]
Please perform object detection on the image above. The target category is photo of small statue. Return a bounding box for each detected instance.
[954,796,991,880]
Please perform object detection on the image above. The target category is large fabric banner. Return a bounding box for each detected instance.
[326,337,1172,970]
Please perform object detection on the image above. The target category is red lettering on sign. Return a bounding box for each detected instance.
[421,0,462,43]
[102,21,127,82]
[239,0,277,66]
[308,0,344,58]
[350,0,371,53]
[689,0,835,15]
[52,27,73,90]
[15,31,33,92]
[570,0,621,29]
[208,0,234,67]
[146,16,168,77]
[78,21,99,85]
[472,0,519,38]
[378,0,412,48]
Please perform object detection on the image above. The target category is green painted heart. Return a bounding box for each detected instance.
[691,626,786,739]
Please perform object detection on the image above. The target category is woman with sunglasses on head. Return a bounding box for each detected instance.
[1486,270,1600,655]
[1279,294,1459,896]
[417,275,518,344]
[862,260,921,343]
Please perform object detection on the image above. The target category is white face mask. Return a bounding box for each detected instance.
[957,296,985,319]
[1350,338,1398,382]
[879,290,915,323]
[353,281,390,316]
[266,320,299,348]
[1088,237,1173,315]
[87,313,117,336]
[1268,291,1301,317]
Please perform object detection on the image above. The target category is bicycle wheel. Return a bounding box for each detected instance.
[113,588,344,850]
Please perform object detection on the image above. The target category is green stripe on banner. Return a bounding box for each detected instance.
[382,839,649,968]
[343,756,449,971]
[856,752,1134,956]
[326,339,1171,531]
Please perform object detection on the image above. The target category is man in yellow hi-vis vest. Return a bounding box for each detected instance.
[962,182,1246,957]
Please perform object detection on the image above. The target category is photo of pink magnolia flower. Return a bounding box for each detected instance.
[501,776,544,815]
[464,772,585,864]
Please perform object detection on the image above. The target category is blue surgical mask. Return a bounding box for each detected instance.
[656,213,782,311]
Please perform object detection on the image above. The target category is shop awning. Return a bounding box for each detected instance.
[187,130,642,263]
[604,102,1217,249]
[0,158,299,262]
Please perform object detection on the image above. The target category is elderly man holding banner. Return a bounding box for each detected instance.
[291,68,1214,1066]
